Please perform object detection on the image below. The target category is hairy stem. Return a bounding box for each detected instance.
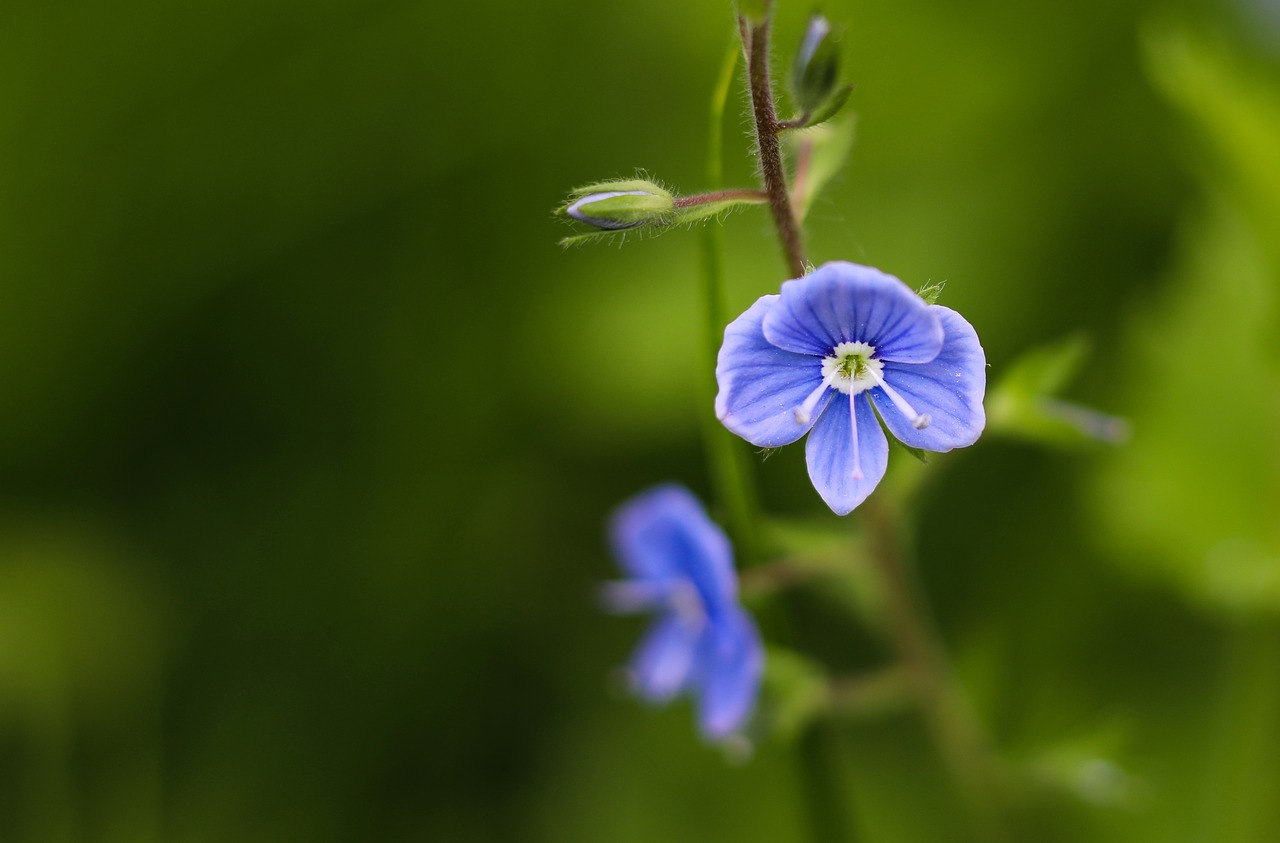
[741,8,807,277]
[676,189,768,208]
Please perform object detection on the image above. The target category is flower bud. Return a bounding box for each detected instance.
[559,180,674,230]
[791,14,840,115]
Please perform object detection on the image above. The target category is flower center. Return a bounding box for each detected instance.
[822,341,883,395]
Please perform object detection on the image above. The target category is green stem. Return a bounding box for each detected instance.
[862,497,1011,842]
[700,33,762,566]
[798,722,856,842]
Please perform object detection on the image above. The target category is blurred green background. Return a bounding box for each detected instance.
[1,0,1279,840]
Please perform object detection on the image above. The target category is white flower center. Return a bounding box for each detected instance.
[791,341,932,435]
[821,341,884,395]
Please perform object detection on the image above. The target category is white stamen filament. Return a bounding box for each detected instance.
[849,393,863,481]
[793,373,836,425]
[867,368,931,430]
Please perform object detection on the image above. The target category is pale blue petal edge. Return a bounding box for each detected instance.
[872,305,986,452]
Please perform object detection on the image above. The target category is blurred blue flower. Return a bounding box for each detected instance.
[602,484,763,741]
[716,261,986,515]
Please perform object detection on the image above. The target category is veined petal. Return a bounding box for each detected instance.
[629,615,700,703]
[873,305,986,452]
[805,394,889,515]
[762,262,944,363]
[716,295,832,448]
[608,485,738,609]
[693,608,764,740]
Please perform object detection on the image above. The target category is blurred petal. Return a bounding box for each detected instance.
[608,486,736,608]
[763,262,944,363]
[694,608,764,740]
[716,295,830,448]
[597,578,679,614]
[873,306,986,452]
[805,394,889,515]
[629,615,700,703]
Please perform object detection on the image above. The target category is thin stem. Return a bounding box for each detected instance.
[741,8,807,278]
[798,723,856,842]
[827,665,911,718]
[861,497,1012,842]
[675,189,768,208]
[700,35,761,565]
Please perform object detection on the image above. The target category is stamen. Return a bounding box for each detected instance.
[849,393,863,481]
[793,375,835,425]
[867,368,931,430]
[598,580,673,613]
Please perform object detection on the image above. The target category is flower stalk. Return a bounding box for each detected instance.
[740,3,807,277]
[862,497,1012,842]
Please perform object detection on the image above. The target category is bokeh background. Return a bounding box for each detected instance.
[1,0,1279,840]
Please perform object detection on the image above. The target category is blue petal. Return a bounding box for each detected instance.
[629,615,700,703]
[693,608,764,740]
[805,394,889,515]
[608,485,738,610]
[871,305,986,452]
[762,262,945,363]
[715,295,831,448]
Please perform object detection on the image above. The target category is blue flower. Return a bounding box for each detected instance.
[602,484,763,741]
[716,261,986,515]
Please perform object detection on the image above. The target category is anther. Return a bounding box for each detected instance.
[793,376,835,425]
[867,368,931,430]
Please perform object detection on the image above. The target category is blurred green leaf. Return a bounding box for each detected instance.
[761,646,830,744]
[987,335,1129,448]
[787,116,856,222]
[1095,26,1280,615]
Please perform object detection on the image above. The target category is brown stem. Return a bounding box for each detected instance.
[674,189,768,208]
[740,12,807,278]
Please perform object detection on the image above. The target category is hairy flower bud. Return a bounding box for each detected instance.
[791,14,840,115]
[559,180,674,230]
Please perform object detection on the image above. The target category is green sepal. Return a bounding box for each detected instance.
[786,115,856,222]
[564,178,673,201]
[987,335,1129,447]
[557,230,635,248]
[789,83,854,130]
[916,280,946,305]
